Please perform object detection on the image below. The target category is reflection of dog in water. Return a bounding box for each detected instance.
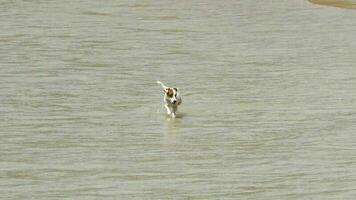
[157,81,182,118]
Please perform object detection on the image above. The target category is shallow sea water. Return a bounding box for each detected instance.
[1,0,356,199]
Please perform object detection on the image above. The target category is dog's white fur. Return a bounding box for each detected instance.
[157,81,182,118]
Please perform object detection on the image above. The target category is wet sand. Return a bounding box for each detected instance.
[308,0,356,9]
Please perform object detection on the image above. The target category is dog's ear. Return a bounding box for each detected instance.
[167,88,174,97]
[174,88,178,91]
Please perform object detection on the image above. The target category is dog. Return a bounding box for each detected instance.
[157,81,182,118]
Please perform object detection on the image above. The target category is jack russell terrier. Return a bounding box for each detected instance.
[157,81,182,118]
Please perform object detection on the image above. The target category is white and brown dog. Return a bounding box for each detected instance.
[157,81,182,118]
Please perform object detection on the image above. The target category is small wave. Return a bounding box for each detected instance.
[81,11,111,16]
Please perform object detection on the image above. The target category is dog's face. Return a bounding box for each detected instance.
[165,87,180,105]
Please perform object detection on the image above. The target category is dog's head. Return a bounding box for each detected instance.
[165,87,181,105]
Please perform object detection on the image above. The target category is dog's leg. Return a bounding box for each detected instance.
[171,105,178,118]
[173,105,177,114]
[164,104,171,115]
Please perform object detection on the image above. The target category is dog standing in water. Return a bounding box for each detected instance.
[157,81,182,118]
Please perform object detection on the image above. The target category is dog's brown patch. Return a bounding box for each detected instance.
[167,88,174,97]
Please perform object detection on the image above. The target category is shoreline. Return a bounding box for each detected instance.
[308,0,356,9]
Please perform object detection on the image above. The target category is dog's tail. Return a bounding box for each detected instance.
[156,81,168,90]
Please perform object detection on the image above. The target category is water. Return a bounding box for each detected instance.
[1,0,356,199]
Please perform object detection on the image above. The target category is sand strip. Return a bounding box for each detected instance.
[308,0,356,9]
